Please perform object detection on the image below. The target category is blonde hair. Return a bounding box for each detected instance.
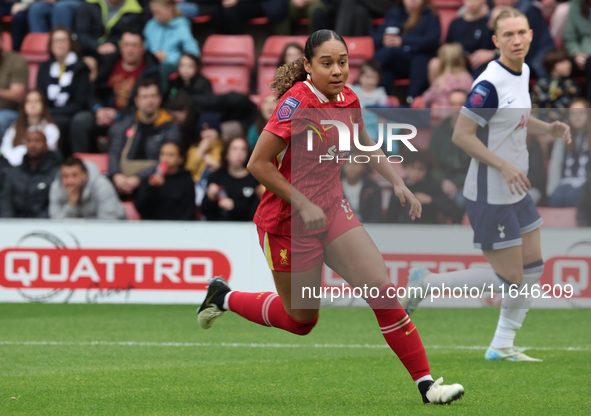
[436,43,468,90]
[493,7,528,35]
[150,0,182,18]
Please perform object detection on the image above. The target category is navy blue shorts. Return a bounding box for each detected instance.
[465,194,543,250]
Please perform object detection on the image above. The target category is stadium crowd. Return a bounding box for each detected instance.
[0,0,589,225]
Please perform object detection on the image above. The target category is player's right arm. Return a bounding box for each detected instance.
[452,114,531,196]
[247,130,326,231]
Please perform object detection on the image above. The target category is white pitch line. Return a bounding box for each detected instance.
[0,340,589,352]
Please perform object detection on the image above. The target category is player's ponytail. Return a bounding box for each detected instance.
[272,29,348,100]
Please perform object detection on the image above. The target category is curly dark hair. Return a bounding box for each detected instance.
[271,30,348,99]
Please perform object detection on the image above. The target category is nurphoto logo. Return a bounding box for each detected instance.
[306,120,419,163]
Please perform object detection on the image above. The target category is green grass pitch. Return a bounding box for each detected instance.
[1,304,590,415]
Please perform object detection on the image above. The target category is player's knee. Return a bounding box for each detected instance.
[286,314,318,336]
[523,260,544,284]
[497,271,523,287]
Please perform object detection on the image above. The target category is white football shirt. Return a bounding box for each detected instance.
[460,60,531,205]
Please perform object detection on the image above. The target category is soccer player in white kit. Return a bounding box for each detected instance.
[400,7,571,361]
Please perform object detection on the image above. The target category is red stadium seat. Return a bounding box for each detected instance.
[192,14,212,24]
[2,31,12,51]
[201,64,251,95]
[73,153,109,175]
[342,36,374,83]
[20,33,51,90]
[258,36,307,66]
[538,207,578,228]
[249,17,269,25]
[437,6,460,43]
[201,34,255,69]
[257,36,307,94]
[123,201,142,221]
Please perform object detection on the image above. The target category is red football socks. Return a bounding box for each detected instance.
[227,291,318,335]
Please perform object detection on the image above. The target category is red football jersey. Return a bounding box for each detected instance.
[253,77,365,235]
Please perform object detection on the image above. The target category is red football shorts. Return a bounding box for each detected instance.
[257,199,362,272]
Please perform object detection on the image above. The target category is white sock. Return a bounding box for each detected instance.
[490,261,544,349]
[415,374,434,386]
[223,291,233,311]
[423,268,502,293]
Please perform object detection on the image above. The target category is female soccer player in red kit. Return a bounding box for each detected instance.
[198,29,464,405]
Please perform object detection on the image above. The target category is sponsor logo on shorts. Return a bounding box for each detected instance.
[341,199,355,220]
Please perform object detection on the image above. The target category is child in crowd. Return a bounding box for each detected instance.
[167,53,213,101]
[348,60,392,153]
[386,151,462,224]
[247,95,277,150]
[341,160,383,223]
[134,141,196,220]
[167,91,200,154]
[144,0,200,77]
[201,137,262,221]
[531,48,580,122]
[185,112,223,205]
[421,43,473,109]
[547,98,590,207]
[0,90,60,167]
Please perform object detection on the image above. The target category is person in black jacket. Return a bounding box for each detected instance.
[74,0,146,59]
[69,30,161,153]
[386,151,462,224]
[577,178,591,227]
[372,0,441,100]
[166,53,257,133]
[37,26,90,155]
[108,77,181,196]
[0,129,61,218]
[134,140,196,220]
[201,136,261,221]
[341,160,383,223]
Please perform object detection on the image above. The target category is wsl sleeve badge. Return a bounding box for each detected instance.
[277,97,301,121]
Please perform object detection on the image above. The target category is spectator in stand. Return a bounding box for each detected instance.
[0,128,61,217]
[434,0,494,80]
[563,0,591,102]
[0,29,27,140]
[185,112,223,204]
[372,0,441,102]
[134,140,196,220]
[277,42,304,67]
[536,0,570,43]
[1,90,59,166]
[421,43,473,109]
[490,0,555,78]
[143,0,200,77]
[531,48,580,123]
[201,136,261,221]
[166,91,199,153]
[74,0,145,59]
[6,0,33,51]
[428,89,471,211]
[49,156,125,219]
[576,177,591,226]
[37,26,90,155]
[546,98,590,207]
[335,0,396,36]
[108,77,181,196]
[166,53,257,135]
[349,60,389,151]
[69,30,160,153]
[211,0,289,35]
[385,150,463,224]
[341,160,382,223]
[246,94,276,150]
[275,0,338,36]
[27,0,84,33]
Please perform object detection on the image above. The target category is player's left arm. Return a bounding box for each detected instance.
[355,128,422,220]
[527,116,572,145]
